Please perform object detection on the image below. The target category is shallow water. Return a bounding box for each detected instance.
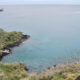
[0,5,80,72]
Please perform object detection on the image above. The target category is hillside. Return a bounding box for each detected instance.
[0,29,29,58]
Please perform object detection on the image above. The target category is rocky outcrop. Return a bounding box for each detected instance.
[0,34,30,60]
[0,9,3,12]
[2,49,10,54]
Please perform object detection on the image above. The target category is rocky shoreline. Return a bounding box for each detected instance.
[0,34,30,61]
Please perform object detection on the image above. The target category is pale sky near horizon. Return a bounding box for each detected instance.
[0,0,80,5]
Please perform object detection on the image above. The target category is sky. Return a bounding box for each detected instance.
[0,0,80,5]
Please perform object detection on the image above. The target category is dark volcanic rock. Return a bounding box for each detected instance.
[0,9,3,12]
[75,76,80,80]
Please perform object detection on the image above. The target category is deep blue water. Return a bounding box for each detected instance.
[0,5,80,72]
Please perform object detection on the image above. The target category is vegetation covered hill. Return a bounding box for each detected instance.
[0,28,27,56]
[0,29,23,49]
[0,62,80,80]
[0,62,28,80]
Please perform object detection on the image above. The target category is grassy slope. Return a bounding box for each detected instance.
[27,63,80,80]
[0,62,80,80]
[0,29,23,55]
[0,62,28,80]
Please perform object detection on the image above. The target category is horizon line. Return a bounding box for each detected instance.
[0,4,80,6]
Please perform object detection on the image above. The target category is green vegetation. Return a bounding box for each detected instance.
[25,63,80,80]
[1,62,80,80]
[0,62,28,80]
[0,28,23,55]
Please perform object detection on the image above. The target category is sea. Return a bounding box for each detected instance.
[0,5,80,72]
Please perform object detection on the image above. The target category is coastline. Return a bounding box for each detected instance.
[0,34,30,61]
[0,30,80,80]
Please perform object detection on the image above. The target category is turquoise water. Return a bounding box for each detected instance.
[0,5,80,72]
